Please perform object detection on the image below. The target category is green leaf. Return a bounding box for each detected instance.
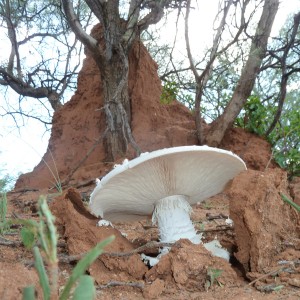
[36,196,58,265]
[22,285,35,300]
[281,194,300,212]
[21,227,36,249]
[207,268,223,286]
[33,246,50,300]
[72,275,96,300]
[60,235,114,300]
[8,218,39,228]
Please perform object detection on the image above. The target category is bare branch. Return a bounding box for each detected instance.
[206,0,280,146]
[3,0,22,78]
[123,0,142,46]
[1,110,52,125]
[18,32,65,45]
[266,12,300,136]
[97,281,144,290]
[184,0,198,80]
[138,0,167,32]
[61,0,99,56]
[0,67,62,110]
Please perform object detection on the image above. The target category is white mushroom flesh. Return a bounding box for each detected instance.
[152,195,201,244]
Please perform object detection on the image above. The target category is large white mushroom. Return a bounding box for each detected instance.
[89,146,246,262]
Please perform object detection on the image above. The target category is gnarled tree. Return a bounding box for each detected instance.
[184,0,279,146]
[62,0,184,161]
[0,0,91,118]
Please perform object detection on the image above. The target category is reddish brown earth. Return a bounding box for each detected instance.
[1,26,300,299]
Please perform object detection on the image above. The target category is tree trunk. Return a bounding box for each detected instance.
[97,47,133,161]
[204,0,279,146]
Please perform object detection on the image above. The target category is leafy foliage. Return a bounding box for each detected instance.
[270,92,300,177]
[235,95,273,136]
[0,173,13,193]
[275,148,300,178]
[235,93,300,177]
[149,4,299,174]
[160,77,195,112]
[160,79,179,104]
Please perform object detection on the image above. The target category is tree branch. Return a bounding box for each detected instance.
[122,0,142,47]
[184,0,198,80]
[61,0,100,57]
[205,0,280,146]
[266,12,300,136]
[138,1,166,32]
[0,67,62,110]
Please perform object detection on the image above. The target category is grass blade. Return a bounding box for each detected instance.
[33,246,50,300]
[22,285,35,300]
[72,275,96,300]
[281,193,300,212]
[21,227,36,249]
[39,196,57,261]
[60,235,114,300]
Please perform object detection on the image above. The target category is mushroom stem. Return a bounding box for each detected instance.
[152,195,201,244]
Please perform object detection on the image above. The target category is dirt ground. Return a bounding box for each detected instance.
[1,26,300,299]
[2,163,300,299]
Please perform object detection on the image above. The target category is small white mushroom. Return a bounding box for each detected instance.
[225,217,234,227]
[203,239,230,261]
[97,219,113,227]
[90,146,246,262]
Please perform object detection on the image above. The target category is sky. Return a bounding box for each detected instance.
[1,0,300,183]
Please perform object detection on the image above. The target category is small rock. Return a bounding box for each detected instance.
[288,277,300,288]
[143,279,165,299]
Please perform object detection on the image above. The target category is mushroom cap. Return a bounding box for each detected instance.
[89,146,246,221]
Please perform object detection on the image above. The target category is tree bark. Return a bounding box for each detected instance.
[204,0,279,146]
[99,48,132,161]
[94,25,142,161]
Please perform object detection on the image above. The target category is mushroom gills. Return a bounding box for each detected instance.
[152,195,201,244]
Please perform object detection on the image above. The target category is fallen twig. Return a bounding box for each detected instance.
[256,283,284,293]
[248,267,290,286]
[278,259,300,266]
[9,188,39,194]
[197,226,233,233]
[143,223,233,233]
[0,236,66,248]
[97,280,144,290]
[206,213,228,220]
[0,236,22,247]
[59,241,176,263]
[108,241,176,257]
